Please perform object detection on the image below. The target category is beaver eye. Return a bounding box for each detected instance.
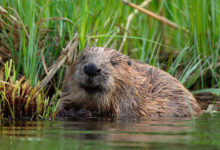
[127,60,132,66]
[110,59,118,66]
[81,55,86,61]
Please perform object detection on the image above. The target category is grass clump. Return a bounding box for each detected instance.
[0,60,55,120]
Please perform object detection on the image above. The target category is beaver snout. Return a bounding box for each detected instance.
[84,63,101,76]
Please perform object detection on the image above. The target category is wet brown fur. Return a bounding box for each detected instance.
[58,47,202,117]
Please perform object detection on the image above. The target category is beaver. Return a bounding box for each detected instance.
[57,47,201,117]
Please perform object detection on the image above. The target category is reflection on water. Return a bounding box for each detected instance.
[1,113,220,150]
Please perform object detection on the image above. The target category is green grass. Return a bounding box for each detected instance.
[0,0,219,119]
[0,60,57,120]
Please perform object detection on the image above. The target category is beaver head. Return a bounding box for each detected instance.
[62,47,135,113]
[74,47,131,94]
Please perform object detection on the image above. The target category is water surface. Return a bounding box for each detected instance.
[1,113,220,150]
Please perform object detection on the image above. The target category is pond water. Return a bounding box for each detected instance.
[1,113,220,150]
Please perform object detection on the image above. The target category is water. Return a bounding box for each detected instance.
[1,113,220,150]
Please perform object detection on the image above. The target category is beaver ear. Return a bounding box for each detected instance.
[127,60,132,66]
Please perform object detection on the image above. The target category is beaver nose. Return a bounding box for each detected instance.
[84,63,101,76]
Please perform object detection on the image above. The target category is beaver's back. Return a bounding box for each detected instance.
[128,60,202,117]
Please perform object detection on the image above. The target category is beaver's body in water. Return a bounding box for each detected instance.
[58,47,201,117]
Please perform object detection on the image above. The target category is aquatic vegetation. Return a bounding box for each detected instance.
[0,60,57,120]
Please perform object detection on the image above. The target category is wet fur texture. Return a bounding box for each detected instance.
[58,47,201,117]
